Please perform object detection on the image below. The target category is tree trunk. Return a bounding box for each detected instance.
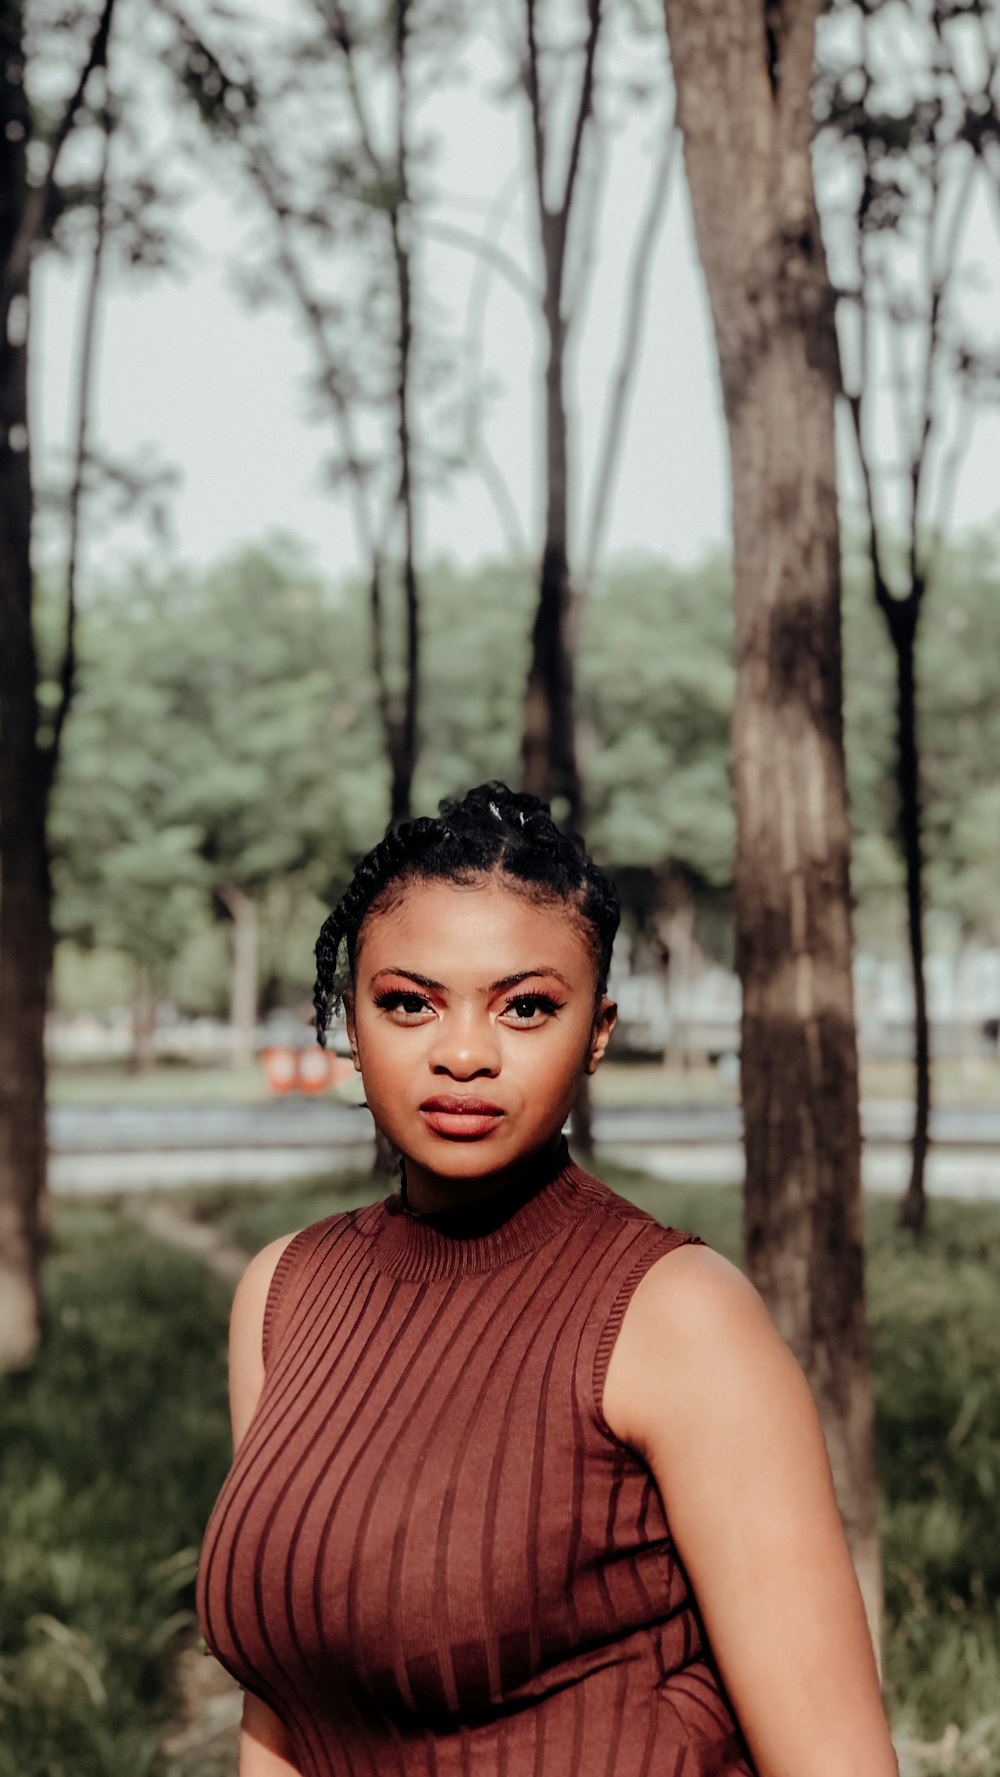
[129,962,158,1075]
[662,0,882,1647]
[889,604,930,1232]
[0,28,47,1370]
[521,250,582,825]
[217,883,258,1070]
[388,0,418,827]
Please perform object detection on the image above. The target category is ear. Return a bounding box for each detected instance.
[343,995,362,1073]
[585,996,617,1075]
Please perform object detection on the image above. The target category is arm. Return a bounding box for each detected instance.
[227,1235,303,1776]
[602,1245,898,1777]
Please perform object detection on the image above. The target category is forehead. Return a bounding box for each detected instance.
[356,877,594,983]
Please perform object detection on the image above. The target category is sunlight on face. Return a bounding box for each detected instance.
[345,877,617,1209]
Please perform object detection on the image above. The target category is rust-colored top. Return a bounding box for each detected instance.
[197,1143,755,1776]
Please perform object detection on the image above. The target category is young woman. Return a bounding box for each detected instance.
[197,783,898,1777]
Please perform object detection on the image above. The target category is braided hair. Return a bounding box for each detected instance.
[312,782,620,1047]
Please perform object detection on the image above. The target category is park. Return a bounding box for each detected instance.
[2,1,999,1773]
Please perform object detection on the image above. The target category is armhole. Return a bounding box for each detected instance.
[260,1227,312,1370]
[592,1229,703,1439]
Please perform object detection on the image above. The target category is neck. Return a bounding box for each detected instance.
[400,1134,567,1219]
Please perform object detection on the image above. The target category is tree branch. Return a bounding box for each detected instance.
[560,0,603,227]
[1,0,117,312]
[46,91,115,784]
[523,0,548,220]
[578,112,678,608]
[424,217,538,303]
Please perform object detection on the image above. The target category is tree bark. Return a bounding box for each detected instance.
[518,0,602,826]
[129,963,158,1075]
[0,9,47,1371]
[388,0,418,826]
[661,0,882,1647]
[217,883,259,1071]
[888,602,930,1232]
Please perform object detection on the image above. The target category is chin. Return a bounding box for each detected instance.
[395,1128,562,1178]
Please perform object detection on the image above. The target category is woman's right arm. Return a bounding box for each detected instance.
[227,1234,302,1777]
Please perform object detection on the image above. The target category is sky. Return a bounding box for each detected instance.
[32,10,1000,593]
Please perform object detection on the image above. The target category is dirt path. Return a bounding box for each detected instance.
[136,1197,250,1283]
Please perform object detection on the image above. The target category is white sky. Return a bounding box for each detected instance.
[31,15,1000,591]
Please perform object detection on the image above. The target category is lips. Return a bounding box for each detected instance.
[420,1095,505,1140]
[420,1096,505,1115]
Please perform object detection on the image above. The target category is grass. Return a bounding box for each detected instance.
[2,1168,998,1773]
[0,1205,232,1777]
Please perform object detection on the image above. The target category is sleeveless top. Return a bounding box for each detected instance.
[196,1142,756,1776]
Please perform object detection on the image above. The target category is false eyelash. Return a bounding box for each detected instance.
[507,993,562,1015]
[374,989,429,1010]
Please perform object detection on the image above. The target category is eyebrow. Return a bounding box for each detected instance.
[371,967,573,993]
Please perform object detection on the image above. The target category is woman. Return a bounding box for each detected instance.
[197,783,898,1777]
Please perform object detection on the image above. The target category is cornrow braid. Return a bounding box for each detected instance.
[312,782,620,1048]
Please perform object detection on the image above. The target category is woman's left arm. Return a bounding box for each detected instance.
[602,1244,898,1777]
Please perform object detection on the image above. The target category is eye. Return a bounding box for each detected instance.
[373,989,435,1022]
[500,992,563,1027]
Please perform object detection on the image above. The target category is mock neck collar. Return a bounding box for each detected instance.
[371,1137,600,1281]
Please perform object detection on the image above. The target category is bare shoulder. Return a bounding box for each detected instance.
[603,1240,812,1456]
[228,1231,301,1452]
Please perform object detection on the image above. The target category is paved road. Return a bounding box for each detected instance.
[47,1099,1000,1199]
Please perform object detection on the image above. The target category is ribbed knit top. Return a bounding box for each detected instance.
[196,1143,756,1776]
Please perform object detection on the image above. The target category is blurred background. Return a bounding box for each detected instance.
[1,0,999,1772]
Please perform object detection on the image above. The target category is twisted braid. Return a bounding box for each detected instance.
[312,782,619,1047]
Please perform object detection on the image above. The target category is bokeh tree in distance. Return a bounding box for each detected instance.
[815,0,1000,1232]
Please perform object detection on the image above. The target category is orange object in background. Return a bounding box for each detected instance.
[298,1049,334,1094]
[263,1046,355,1094]
[263,1046,299,1093]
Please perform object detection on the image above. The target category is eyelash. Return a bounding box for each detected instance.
[373,989,564,1025]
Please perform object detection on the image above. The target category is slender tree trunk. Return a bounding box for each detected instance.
[129,963,158,1075]
[0,16,47,1369]
[217,883,258,1070]
[662,0,882,1647]
[0,0,115,1372]
[518,0,601,827]
[0,327,50,1368]
[385,0,419,825]
[522,262,581,824]
[889,603,930,1231]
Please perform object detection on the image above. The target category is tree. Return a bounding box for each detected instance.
[509,1,676,828]
[50,546,376,1066]
[166,0,473,829]
[814,0,1000,1231]
[0,0,115,1370]
[660,0,881,1641]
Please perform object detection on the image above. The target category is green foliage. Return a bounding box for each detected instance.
[0,1208,231,1777]
[49,539,385,1001]
[49,530,1000,1015]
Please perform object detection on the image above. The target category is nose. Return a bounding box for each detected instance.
[427,1007,501,1080]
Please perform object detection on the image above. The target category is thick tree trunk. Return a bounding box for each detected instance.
[889,605,930,1232]
[217,883,258,1070]
[662,0,882,1646]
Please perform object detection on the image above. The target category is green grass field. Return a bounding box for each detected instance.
[1,1169,997,1775]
